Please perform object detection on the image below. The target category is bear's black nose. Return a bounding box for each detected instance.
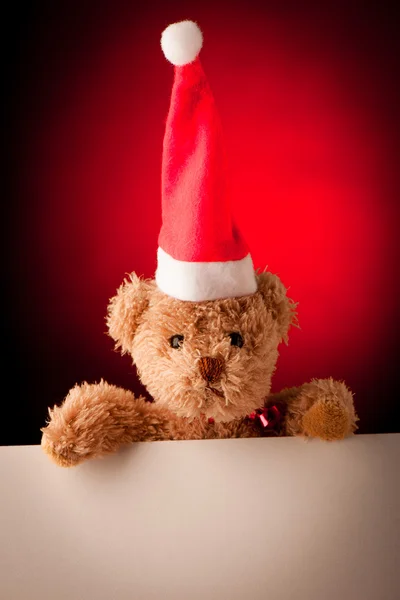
[198,357,224,383]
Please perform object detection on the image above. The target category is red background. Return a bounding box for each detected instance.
[4,0,399,444]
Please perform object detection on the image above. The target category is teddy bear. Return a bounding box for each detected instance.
[41,20,358,468]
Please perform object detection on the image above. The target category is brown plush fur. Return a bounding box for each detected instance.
[41,271,358,467]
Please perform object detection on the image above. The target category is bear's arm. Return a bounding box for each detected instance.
[41,380,177,467]
[265,377,359,440]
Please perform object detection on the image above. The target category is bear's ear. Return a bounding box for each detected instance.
[256,271,298,343]
[107,273,154,355]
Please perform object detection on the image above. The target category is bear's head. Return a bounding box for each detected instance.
[107,271,297,422]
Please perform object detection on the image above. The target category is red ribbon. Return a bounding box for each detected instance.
[207,405,282,430]
[248,405,282,430]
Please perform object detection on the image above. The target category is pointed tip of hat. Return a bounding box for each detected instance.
[161,20,203,66]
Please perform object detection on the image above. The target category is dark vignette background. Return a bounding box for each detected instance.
[3,0,399,446]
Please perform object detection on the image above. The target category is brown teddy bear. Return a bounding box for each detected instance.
[41,20,358,468]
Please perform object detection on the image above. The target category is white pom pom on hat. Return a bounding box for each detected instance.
[161,20,203,66]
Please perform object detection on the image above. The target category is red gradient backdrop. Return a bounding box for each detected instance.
[4,1,399,444]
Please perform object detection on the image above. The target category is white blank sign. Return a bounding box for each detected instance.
[1,434,399,600]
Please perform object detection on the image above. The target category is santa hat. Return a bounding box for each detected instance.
[155,20,257,302]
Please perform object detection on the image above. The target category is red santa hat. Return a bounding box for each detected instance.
[155,20,257,302]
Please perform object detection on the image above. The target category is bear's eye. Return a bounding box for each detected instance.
[229,332,244,348]
[170,334,184,349]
